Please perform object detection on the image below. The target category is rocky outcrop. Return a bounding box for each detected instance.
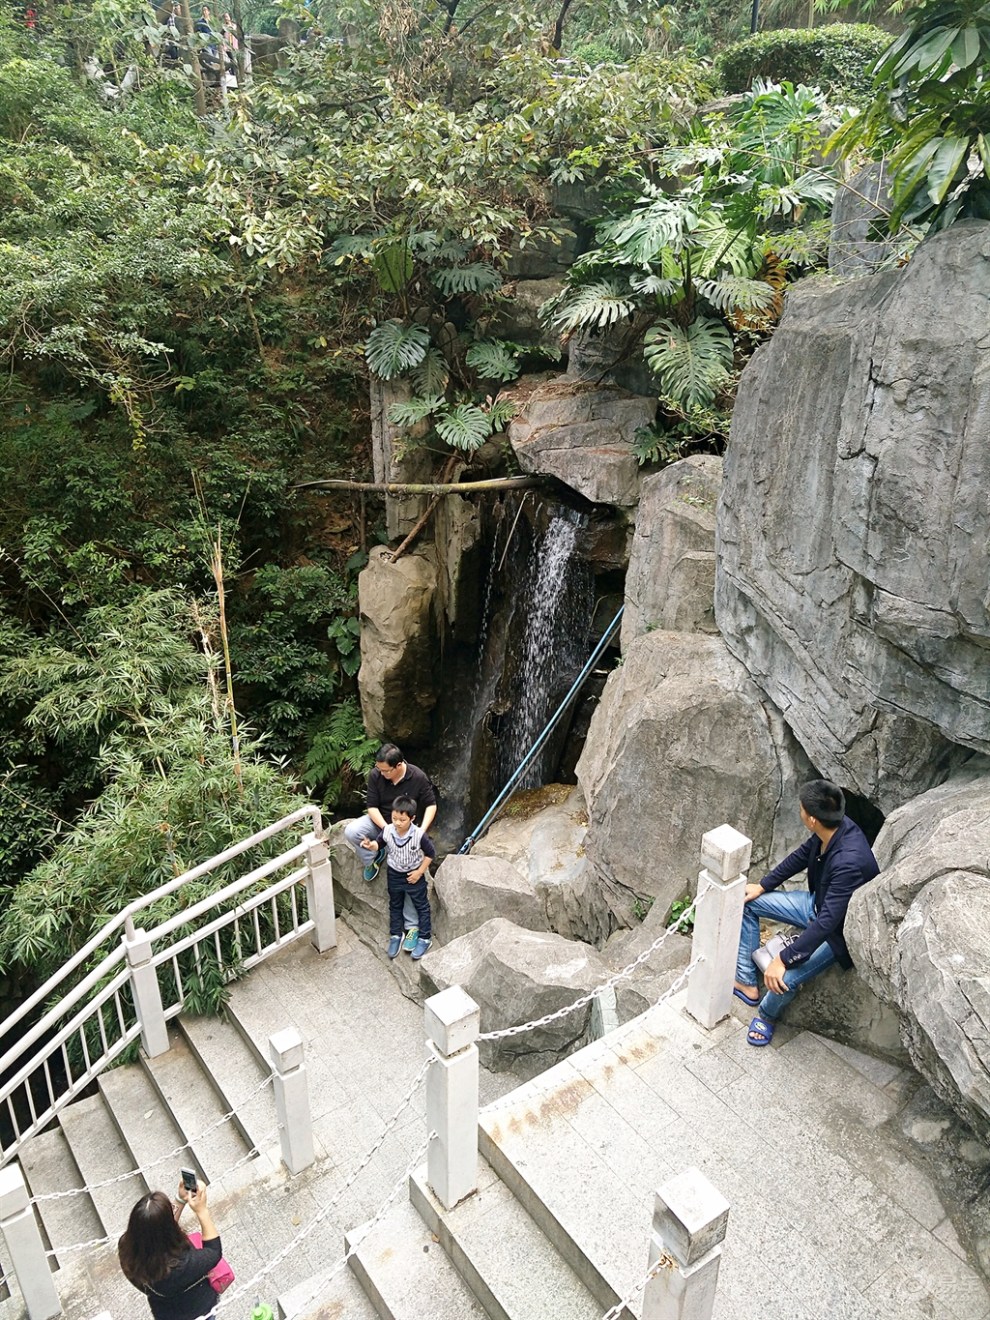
[829,161,897,276]
[488,278,565,359]
[601,907,692,1022]
[357,545,437,743]
[621,456,721,651]
[845,765,990,1141]
[508,376,655,506]
[370,375,433,539]
[716,223,990,813]
[471,790,621,946]
[576,629,814,919]
[432,854,548,945]
[419,918,609,1075]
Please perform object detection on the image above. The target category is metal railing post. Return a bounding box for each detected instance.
[424,986,479,1210]
[685,825,751,1030]
[123,925,170,1058]
[303,830,337,953]
[0,1163,60,1320]
[270,1028,315,1174]
[642,1167,730,1320]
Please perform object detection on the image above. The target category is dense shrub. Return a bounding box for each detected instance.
[716,25,889,102]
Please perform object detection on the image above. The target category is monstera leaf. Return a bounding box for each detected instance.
[435,404,492,451]
[465,340,520,382]
[644,317,733,410]
[365,321,431,379]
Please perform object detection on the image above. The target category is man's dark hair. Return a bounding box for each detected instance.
[391,795,417,817]
[799,779,845,827]
[375,743,403,767]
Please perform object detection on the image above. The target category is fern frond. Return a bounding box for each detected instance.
[465,339,520,382]
[644,317,733,410]
[545,279,637,334]
[365,321,431,379]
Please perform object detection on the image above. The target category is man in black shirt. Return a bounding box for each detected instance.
[343,743,437,881]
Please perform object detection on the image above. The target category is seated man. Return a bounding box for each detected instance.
[733,778,879,1047]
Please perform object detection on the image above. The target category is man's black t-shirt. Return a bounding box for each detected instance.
[365,762,437,826]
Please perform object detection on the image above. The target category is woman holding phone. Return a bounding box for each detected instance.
[118,1178,222,1319]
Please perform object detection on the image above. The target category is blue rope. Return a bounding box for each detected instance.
[458,605,624,854]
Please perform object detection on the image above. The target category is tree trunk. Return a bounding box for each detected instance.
[178,0,208,115]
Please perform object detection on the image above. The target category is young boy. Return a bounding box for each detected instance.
[361,795,434,961]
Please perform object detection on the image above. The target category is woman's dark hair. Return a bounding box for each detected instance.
[799,779,845,827]
[118,1191,189,1289]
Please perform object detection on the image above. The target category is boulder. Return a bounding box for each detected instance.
[601,906,693,1022]
[432,854,548,945]
[370,375,433,539]
[566,319,662,399]
[472,789,623,946]
[508,376,655,506]
[505,224,580,279]
[487,278,565,358]
[828,161,897,277]
[844,766,990,1141]
[576,630,814,919]
[716,223,990,812]
[621,456,721,651]
[419,918,610,1075]
[357,545,437,743]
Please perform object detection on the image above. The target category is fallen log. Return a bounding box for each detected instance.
[292,476,541,495]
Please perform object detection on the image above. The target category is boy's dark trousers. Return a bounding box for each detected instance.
[387,867,431,938]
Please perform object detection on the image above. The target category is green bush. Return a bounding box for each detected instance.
[716,25,889,102]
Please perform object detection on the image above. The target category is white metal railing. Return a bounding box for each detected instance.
[0,805,335,1166]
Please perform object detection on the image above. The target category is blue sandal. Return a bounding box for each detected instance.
[733,986,760,1006]
[747,1016,775,1047]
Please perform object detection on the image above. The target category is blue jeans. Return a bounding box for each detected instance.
[736,889,837,1021]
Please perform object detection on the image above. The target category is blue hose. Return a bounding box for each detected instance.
[458,604,624,854]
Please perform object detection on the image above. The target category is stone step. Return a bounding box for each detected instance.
[410,1158,602,1320]
[99,1061,189,1198]
[178,1011,278,1159]
[277,1259,380,1320]
[57,1093,146,1242]
[19,1124,102,1272]
[346,1194,487,1320]
[140,1026,251,1184]
[478,996,990,1320]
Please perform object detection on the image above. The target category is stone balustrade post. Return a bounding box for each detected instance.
[685,824,751,1030]
[642,1167,730,1320]
[303,830,337,953]
[270,1027,315,1174]
[424,986,480,1210]
[123,924,170,1058]
[0,1162,61,1320]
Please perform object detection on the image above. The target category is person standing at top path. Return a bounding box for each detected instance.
[732,778,879,1047]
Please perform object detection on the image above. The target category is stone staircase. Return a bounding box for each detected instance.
[3,921,988,1320]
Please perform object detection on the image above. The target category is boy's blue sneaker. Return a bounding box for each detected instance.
[387,935,402,959]
[402,927,419,953]
[362,850,385,883]
[410,937,432,961]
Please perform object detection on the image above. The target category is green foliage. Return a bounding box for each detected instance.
[667,895,696,930]
[464,340,521,383]
[644,318,734,409]
[829,0,990,230]
[717,25,890,102]
[364,321,432,379]
[303,697,378,811]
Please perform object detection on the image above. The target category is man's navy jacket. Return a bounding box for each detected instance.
[760,816,879,970]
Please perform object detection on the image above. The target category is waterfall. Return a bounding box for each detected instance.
[497,507,593,790]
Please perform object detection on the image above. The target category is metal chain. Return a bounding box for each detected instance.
[31,1070,277,1205]
[212,1060,434,1316]
[477,893,703,1042]
[599,1250,675,1320]
[43,1125,281,1260]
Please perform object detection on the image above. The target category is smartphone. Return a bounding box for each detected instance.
[180,1167,198,1194]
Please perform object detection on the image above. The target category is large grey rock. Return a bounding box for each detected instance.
[716,223,990,813]
[370,375,433,539]
[829,161,897,276]
[845,766,990,1141]
[357,545,437,743]
[505,224,580,279]
[601,907,692,1023]
[432,854,548,945]
[419,918,610,1075]
[508,376,655,506]
[565,319,663,398]
[472,790,623,946]
[487,277,565,357]
[576,630,814,919]
[621,456,721,650]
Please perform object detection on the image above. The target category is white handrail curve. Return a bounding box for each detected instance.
[0,803,321,1050]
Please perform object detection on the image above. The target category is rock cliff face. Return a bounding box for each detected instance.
[716,223,990,813]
